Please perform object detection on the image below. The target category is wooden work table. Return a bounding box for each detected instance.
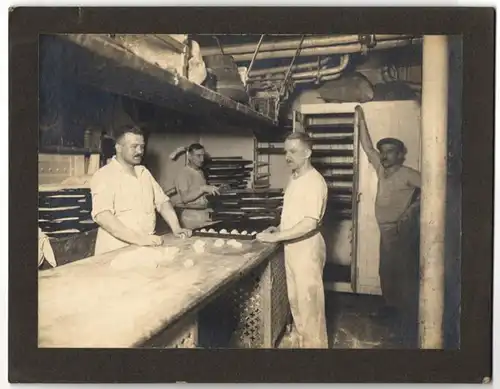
[38,233,286,348]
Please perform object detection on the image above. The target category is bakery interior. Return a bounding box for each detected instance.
[37,34,462,349]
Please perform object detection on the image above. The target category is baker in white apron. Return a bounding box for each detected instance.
[257,132,329,348]
[90,125,191,255]
[172,144,220,229]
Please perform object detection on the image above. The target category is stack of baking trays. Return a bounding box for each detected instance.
[204,157,254,190]
[207,188,284,225]
[38,187,97,238]
[307,112,357,220]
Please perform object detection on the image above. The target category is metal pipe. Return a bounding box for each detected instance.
[249,54,350,82]
[248,57,332,77]
[419,35,449,349]
[246,34,265,78]
[252,72,342,87]
[231,38,422,62]
[279,35,306,96]
[201,34,416,56]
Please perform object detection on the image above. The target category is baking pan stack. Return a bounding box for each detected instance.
[204,157,254,190]
[208,188,283,224]
[38,187,97,238]
[307,112,357,220]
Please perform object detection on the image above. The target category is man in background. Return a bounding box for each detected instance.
[91,125,191,255]
[356,105,421,347]
[257,132,329,348]
[173,143,221,229]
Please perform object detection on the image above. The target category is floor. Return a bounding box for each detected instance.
[278,292,415,349]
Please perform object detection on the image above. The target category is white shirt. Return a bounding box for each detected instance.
[90,157,170,255]
[281,168,328,231]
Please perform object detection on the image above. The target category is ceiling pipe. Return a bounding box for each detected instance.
[294,73,342,84]
[251,72,342,89]
[248,57,332,77]
[249,54,350,82]
[279,35,306,97]
[201,34,416,57]
[230,38,422,62]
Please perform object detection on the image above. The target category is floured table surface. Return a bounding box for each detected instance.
[38,234,279,348]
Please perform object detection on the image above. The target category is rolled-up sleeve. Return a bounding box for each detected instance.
[301,179,328,221]
[90,171,115,220]
[148,172,170,212]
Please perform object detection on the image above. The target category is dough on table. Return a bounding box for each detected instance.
[230,229,239,235]
[214,238,225,248]
[110,247,161,270]
[200,228,207,232]
[250,231,258,236]
[240,230,248,235]
[227,239,243,249]
[160,246,180,262]
[208,228,216,233]
[192,239,206,254]
[219,229,228,234]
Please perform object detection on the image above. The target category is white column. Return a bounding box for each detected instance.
[419,35,449,349]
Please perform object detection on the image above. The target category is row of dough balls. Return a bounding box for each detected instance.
[214,239,242,249]
[200,228,258,236]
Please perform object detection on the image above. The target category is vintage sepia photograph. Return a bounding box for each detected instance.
[36,32,464,351]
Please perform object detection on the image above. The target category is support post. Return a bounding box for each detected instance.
[419,35,449,349]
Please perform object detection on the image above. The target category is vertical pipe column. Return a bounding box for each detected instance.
[419,35,449,349]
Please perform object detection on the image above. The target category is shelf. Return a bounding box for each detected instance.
[56,34,278,133]
[39,145,101,155]
[257,148,353,157]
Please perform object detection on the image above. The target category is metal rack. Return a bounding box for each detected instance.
[253,137,271,190]
[301,112,358,220]
[293,104,361,293]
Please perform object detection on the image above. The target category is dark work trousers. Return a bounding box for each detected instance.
[378,204,420,347]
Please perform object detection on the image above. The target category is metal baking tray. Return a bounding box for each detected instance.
[192,219,279,240]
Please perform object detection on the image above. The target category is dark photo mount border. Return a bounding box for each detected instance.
[9,7,494,383]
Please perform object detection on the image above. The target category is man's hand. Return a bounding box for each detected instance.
[355,105,366,121]
[202,185,220,196]
[256,232,280,243]
[263,226,279,234]
[173,228,192,239]
[137,234,164,247]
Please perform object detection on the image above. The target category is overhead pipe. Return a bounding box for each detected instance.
[294,73,342,84]
[230,38,422,62]
[251,72,342,89]
[248,54,350,82]
[246,34,266,77]
[419,35,449,349]
[201,34,416,57]
[248,57,332,77]
[279,35,306,96]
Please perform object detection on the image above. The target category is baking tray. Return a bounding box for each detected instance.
[38,207,92,220]
[192,219,279,240]
[206,159,253,165]
[38,194,90,208]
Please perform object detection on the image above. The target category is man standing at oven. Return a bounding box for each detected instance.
[257,132,329,349]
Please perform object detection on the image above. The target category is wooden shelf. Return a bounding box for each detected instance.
[39,145,101,155]
[257,147,354,157]
[56,34,279,134]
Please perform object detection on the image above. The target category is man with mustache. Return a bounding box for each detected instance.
[356,105,421,346]
[90,125,191,255]
[257,132,329,348]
